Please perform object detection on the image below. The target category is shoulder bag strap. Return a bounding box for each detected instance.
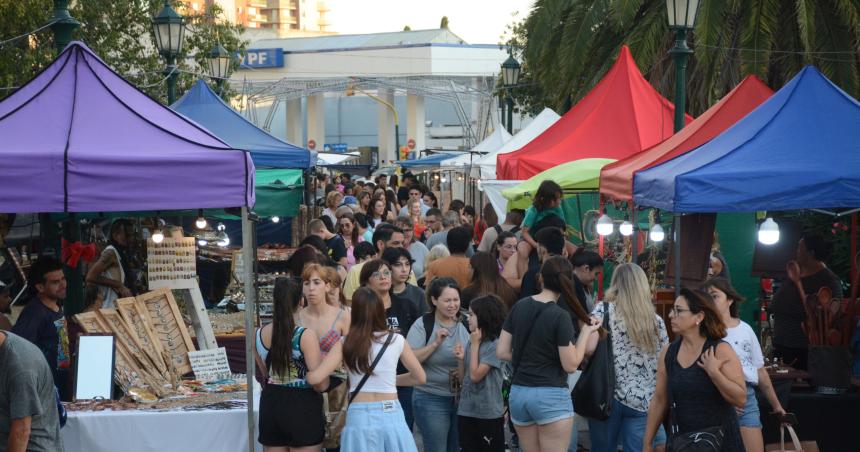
[349,331,395,404]
[665,340,680,434]
[512,302,551,371]
[254,329,270,387]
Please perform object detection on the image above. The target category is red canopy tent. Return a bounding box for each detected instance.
[497,45,690,180]
[600,75,774,202]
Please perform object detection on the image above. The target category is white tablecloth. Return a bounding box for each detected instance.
[62,395,262,452]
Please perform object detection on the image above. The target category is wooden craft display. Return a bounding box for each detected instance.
[73,288,198,398]
[115,297,168,374]
[135,288,195,375]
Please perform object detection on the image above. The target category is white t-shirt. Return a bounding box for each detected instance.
[724,320,764,385]
[347,332,404,394]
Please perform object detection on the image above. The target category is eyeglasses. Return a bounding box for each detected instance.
[371,270,392,279]
[669,306,692,316]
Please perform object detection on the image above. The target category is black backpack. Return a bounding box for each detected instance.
[420,312,469,344]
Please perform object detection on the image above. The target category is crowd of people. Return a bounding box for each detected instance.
[0,171,825,452]
[251,172,794,452]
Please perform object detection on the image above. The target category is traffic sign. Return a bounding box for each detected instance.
[407,138,416,149]
[308,139,316,150]
[323,143,348,153]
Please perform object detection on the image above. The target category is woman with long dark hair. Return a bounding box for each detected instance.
[338,213,362,270]
[407,277,471,452]
[496,256,600,452]
[308,288,425,451]
[369,196,392,228]
[460,252,517,311]
[255,276,329,450]
[643,288,746,452]
[703,277,785,452]
[493,231,518,272]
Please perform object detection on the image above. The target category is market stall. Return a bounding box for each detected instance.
[633,66,860,450]
[497,46,689,180]
[0,42,260,452]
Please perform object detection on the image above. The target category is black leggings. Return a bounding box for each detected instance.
[458,415,505,452]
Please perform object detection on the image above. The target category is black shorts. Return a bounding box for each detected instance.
[258,384,325,447]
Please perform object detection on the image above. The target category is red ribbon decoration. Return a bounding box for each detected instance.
[61,239,97,268]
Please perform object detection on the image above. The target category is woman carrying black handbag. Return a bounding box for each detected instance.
[577,263,670,452]
[643,288,747,452]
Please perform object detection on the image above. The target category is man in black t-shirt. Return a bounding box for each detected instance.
[520,227,566,298]
[308,219,348,267]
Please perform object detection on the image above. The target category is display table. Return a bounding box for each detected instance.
[62,394,262,452]
[760,387,860,452]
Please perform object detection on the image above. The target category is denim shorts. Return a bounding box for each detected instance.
[509,385,574,426]
[738,384,762,428]
[340,400,418,451]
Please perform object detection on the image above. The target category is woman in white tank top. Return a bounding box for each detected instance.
[309,287,425,451]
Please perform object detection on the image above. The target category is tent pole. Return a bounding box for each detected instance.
[631,204,637,263]
[674,213,682,297]
[574,194,585,245]
[242,206,257,452]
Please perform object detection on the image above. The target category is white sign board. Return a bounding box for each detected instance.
[188,347,231,381]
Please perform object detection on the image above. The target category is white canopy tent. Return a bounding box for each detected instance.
[438,124,512,171]
[473,108,561,179]
[478,179,523,219]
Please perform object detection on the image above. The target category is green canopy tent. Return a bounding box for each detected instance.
[502,158,616,209]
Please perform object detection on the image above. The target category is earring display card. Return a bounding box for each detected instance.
[147,237,198,290]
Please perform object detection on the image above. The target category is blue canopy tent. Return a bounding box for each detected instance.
[399,152,466,169]
[633,66,860,301]
[634,66,860,213]
[172,80,313,169]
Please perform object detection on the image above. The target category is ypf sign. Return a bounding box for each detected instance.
[240,49,284,69]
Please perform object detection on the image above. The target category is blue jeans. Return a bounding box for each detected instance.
[413,389,458,452]
[397,386,415,430]
[587,399,667,452]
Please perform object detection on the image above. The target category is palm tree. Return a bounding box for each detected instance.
[514,0,860,116]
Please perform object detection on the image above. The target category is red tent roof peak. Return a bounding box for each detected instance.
[599,74,774,201]
[497,45,691,180]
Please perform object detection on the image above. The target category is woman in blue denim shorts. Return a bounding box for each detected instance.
[703,278,786,452]
[309,287,426,451]
[497,257,601,451]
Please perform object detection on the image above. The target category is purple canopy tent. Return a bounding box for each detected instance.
[0,41,254,212]
[0,42,259,449]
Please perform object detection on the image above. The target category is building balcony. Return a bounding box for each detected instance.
[248,1,267,7]
[317,1,331,12]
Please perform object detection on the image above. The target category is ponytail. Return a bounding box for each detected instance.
[541,256,590,324]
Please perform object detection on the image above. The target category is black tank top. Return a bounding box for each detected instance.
[666,339,745,451]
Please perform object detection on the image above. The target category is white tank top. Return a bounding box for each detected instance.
[347,332,404,394]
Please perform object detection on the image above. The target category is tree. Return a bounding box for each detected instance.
[403,25,412,31]
[440,16,449,29]
[513,0,860,117]
[0,1,246,103]
[0,0,57,100]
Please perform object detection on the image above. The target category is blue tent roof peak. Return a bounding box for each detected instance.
[172,80,313,169]
[634,65,860,212]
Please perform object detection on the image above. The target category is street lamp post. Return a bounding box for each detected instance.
[206,43,232,94]
[501,49,521,135]
[49,0,80,54]
[152,0,186,105]
[666,0,700,296]
[667,0,700,133]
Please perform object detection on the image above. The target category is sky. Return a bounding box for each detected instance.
[327,0,535,44]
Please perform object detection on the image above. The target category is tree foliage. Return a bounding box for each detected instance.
[0,1,246,103]
[510,0,860,117]
[0,0,57,98]
[440,16,449,29]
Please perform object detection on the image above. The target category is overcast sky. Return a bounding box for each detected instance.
[327,0,535,44]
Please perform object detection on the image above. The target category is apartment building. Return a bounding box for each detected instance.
[180,0,331,35]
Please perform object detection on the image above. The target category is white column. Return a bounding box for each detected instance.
[406,92,426,157]
[307,93,325,151]
[376,88,396,164]
[285,98,303,145]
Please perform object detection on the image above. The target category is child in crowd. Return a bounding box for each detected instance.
[516,180,565,276]
[454,294,507,452]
